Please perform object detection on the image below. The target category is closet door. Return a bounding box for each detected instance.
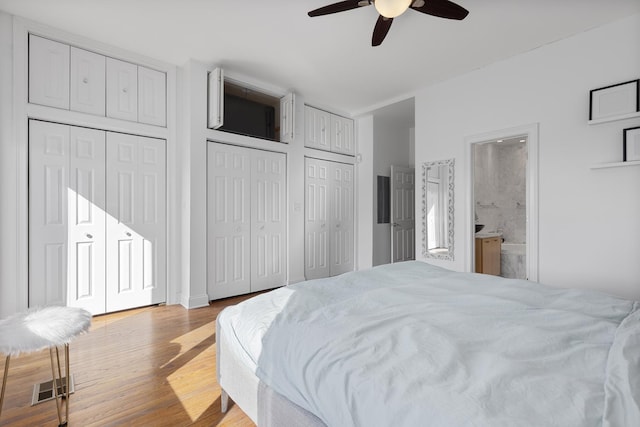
[330,162,354,276]
[207,143,252,299]
[29,120,70,307]
[304,158,331,280]
[105,133,166,312]
[67,127,107,314]
[136,136,167,305]
[251,150,286,291]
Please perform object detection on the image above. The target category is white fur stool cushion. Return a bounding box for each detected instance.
[0,306,91,356]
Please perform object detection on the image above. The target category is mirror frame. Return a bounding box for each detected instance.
[422,158,455,260]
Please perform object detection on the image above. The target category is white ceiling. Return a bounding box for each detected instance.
[1,0,639,115]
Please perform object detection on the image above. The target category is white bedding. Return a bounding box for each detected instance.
[218,261,640,427]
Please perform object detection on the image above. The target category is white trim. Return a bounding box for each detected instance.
[464,123,539,282]
[14,17,28,311]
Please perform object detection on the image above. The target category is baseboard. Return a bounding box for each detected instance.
[181,293,209,309]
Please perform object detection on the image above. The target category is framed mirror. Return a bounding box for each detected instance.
[422,159,455,260]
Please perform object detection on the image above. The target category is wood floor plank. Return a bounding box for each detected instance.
[0,295,256,426]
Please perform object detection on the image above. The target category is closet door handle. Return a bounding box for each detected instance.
[126,232,132,237]
[86,233,93,239]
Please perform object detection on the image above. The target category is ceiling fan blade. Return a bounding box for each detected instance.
[410,0,469,20]
[372,15,393,46]
[308,0,370,17]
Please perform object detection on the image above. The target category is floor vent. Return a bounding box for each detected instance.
[31,375,75,405]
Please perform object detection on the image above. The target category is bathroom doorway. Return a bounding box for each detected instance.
[466,124,539,281]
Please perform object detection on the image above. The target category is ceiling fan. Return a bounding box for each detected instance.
[308,0,469,46]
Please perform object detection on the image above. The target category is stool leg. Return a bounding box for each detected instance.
[0,355,10,419]
[64,343,70,425]
[49,347,63,427]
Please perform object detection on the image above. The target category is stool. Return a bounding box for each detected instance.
[0,306,91,426]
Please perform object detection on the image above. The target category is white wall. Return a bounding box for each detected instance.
[356,115,374,271]
[372,117,412,266]
[415,14,640,300]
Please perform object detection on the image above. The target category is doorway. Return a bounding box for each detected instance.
[466,124,539,281]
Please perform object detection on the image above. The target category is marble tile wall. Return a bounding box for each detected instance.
[474,141,527,244]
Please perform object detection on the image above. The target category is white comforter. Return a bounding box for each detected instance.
[220,261,640,427]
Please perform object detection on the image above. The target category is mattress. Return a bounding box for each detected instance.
[217,261,640,426]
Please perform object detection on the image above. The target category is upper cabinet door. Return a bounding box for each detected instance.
[280,92,295,143]
[330,115,355,156]
[138,66,166,127]
[106,57,138,122]
[29,35,70,109]
[70,47,106,116]
[207,68,224,129]
[304,106,331,151]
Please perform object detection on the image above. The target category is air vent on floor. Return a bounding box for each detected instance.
[31,375,75,405]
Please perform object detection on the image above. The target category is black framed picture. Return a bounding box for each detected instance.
[623,126,640,162]
[589,79,639,121]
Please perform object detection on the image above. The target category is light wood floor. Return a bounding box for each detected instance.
[1,295,257,426]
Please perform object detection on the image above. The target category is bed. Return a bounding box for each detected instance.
[216,261,640,426]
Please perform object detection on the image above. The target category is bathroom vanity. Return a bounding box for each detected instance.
[475,234,501,275]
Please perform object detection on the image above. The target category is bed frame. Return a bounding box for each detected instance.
[216,317,325,426]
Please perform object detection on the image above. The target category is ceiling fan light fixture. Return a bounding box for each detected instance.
[374,0,412,18]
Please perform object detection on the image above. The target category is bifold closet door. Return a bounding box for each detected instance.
[29,121,166,314]
[251,150,286,292]
[304,158,330,280]
[207,143,252,299]
[304,158,354,280]
[29,121,71,307]
[66,126,107,314]
[105,133,167,312]
[29,121,107,313]
[207,143,287,299]
[329,162,354,276]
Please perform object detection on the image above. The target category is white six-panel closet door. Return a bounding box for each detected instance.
[330,162,354,276]
[251,150,286,291]
[304,158,331,280]
[29,120,70,307]
[105,133,166,312]
[207,143,252,299]
[67,126,107,314]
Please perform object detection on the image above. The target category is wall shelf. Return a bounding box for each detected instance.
[590,160,640,169]
[587,111,640,125]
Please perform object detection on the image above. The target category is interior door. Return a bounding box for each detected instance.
[29,120,70,307]
[305,157,330,280]
[67,126,107,314]
[251,150,287,291]
[330,162,354,276]
[105,133,166,312]
[390,165,415,263]
[207,143,252,299]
